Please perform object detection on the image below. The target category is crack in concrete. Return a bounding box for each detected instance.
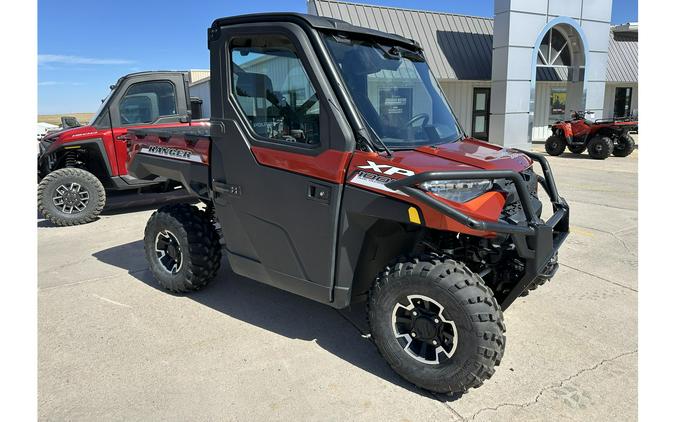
[433,394,466,420]
[465,350,637,421]
[560,263,637,292]
[566,200,637,212]
[38,268,148,291]
[570,223,637,258]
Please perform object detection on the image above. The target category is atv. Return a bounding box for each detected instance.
[545,110,638,159]
[37,72,206,226]
[127,13,570,395]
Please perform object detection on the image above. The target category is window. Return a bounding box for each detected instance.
[537,28,571,67]
[119,81,177,125]
[230,36,320,145]
[614,87,633,118]
[323,34,462,148]
[471,88,490,140]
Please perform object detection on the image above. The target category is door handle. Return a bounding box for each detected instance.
[307,184,330,203]
[213,181,241,196]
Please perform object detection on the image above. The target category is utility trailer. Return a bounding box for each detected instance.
[127,13,570,395]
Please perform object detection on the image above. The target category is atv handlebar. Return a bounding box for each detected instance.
[385,150,569,309]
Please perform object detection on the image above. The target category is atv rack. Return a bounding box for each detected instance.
[386,150,569,309]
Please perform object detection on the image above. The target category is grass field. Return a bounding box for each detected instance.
[38,113,94,126]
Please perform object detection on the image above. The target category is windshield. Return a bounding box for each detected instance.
[88,89,114,126]
[323,34,464,148]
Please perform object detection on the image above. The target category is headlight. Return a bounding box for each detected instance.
[419,179,493,203]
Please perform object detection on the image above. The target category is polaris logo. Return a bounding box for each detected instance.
[357,160,415,177]
[140,146,204,163]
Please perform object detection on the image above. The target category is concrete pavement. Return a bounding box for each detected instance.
[38,150,638,421]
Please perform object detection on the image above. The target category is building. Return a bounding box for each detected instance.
[190,0,637,147]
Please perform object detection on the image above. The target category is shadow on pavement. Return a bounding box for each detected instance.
[93,240,444,399]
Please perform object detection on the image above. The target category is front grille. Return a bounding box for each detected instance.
[499,167,543,224]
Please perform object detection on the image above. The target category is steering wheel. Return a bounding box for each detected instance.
[405,113,430,127]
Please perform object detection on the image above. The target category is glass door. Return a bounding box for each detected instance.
[471,88,490,141]
[614,87,633,118]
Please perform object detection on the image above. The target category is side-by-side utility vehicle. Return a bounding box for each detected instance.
[127,13,570,395]
[545,110,638,159]
[37,71,207,226]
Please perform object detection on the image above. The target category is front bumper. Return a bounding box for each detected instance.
[386,150,569,310]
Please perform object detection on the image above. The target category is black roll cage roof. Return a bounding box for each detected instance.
[210,12,422,51]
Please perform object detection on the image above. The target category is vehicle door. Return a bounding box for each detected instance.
[208,23,355,303]
[109,73,190,175]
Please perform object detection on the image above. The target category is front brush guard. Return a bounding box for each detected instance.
[385,150,569,310]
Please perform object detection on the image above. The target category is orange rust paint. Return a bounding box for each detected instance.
[251,147,352,184]
[417,191,507,236]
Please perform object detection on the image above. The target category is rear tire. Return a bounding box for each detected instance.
[567,144,586,154]
[368,256,505,394]
[613,134,635,157]
[587,136,613,160]
[37,168,106,226]
[144,204,222,293]
[545,135,566,156]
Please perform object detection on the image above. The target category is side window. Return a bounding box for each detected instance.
[119,81,177,125]
[230,35,320,145]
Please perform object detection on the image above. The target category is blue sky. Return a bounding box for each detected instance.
[38,0,638,114]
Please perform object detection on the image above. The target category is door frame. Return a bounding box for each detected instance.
[207,22,354,305]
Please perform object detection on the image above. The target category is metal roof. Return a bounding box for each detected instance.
[210,12,419,49]
[606,28,638,83]
[309,0,638,83]
[309,0,493,80]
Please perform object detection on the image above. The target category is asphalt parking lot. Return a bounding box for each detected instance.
[38,146,638,421]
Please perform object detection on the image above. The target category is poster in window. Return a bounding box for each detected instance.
[379,88,413,128]
[549,88,567,124]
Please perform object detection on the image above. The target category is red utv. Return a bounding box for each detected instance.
[126,13,570,395]
[545,111,637,159]
[37,72,207,226]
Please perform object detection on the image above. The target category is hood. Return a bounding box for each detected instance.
[41,125,99,143]
[361,138,532,176]
[412,138,532,172]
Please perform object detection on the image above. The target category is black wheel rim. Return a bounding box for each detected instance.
[391,294,458,365]
[52,182,89,214]
[155,230,183,274]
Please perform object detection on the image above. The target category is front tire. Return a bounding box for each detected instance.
[545,135,566,156]
[613,134,635,157]
[368,256,505,394]
[37,168,106,226]
[587,136,614,160]
[144,204,222,293]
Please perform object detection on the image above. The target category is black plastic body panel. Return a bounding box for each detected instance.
[332,186,422,308]
[209,119,342,305]
[127,154,207,197]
